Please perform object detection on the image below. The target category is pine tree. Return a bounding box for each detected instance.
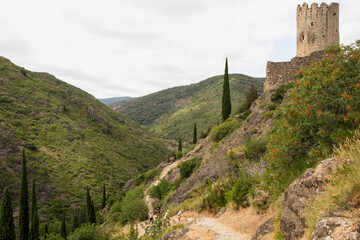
[61,212,67,240]
[222,57,231,122]
[178,137,182,152]
[101,183,106,209]
[90,200,96,224]
[30,180,39,240]
[0,187,16,240]
[85,187,92,223]
[246,83,258,109]
[193,123,197,144]
[19,149,29,240]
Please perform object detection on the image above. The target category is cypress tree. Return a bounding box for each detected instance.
[19,149,29,240]
[246,83,258,109]
[30,180,39,240]
[101,183,106,209]
[0,187,16,240]
[85,187,92,223]
[90,200,96,224]
[61,212,67,240]
[193,123,197,144]
[222,57,231,122]
[178,137,182,152]
[71,208,80,231]
[44,224,48,240]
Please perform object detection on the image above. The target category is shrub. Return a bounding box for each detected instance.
[120,186,148,223]
[237,109,251,121]
[202,180,229,212]
[142,217,170,239]
[68,224,101,240]
[270,83,294,103]
[134,168,160,186]
[268,103,277,111]
[235,102,248,114]
[209,118,241,142]
[264,41,360,200]
[225,172,253,209]
[148,179,173,200]
[244,137,268,161]
[179,157,202,179]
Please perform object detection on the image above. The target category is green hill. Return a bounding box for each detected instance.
[112,74,265,142]
[0,57,169,219]
[98,96,132,106]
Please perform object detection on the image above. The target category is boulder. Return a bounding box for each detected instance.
[280,158,345,239]
[311,217,358,240]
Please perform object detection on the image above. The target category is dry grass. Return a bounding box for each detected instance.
[303,130,360,239]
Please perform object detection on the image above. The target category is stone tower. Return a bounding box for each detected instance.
[296,2,339,57]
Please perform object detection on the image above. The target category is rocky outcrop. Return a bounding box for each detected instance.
[311,217,358,240]
[280,157,347,239]
[251,217,274,240]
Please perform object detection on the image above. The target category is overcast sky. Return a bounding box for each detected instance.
[1,0,359,98]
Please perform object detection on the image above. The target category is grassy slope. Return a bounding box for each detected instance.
[0,57,169,218]
[98,96,132,106]
[113,74,265,142]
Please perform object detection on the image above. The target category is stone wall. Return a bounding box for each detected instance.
[264,50,324,92]
[296,2,339,57]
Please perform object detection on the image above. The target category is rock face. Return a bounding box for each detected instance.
[280,158,345,239]
[251,218,274,240]
[311,217,358,240]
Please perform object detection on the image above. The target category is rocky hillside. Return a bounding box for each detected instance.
[112,74,265,142]
[0,57,169,218]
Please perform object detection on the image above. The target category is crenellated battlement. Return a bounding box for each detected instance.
[296,2,339,57]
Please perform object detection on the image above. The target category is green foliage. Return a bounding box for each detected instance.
[148,179,173,200]
[225,173,253,209]
[101,183,106,209]
[202,180,229,212]
[116,73,264,142]
[222,58,232,122]
[235,102,248,114]
[209,118,241,142]
[193,123,197,144]
[270,83,294,103]
[68,224,101,240]
[19,149,29,240]
[264,41,360,200]
[20,67,27,77]
[176,151,183,159]
[179,157,202,179]
[30,180,39,240]
[178,137,182,152]
[0,187,15,240]
[244,137,268,161]
[237,109,252,121]
[61,212,67,240]
[268,103,277,111]
[245,83,258,109]
[120,186,147,224]
[142,217,170,239]
[134,168,161,186]
[0,57,170,219]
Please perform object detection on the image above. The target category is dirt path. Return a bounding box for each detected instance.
[189,217,250,240]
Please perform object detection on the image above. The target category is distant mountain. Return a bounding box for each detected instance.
[0,57,169,218]
[112,74,265,142]
[98,96,132,106]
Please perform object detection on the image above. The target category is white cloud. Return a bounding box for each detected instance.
[0,0,359,98]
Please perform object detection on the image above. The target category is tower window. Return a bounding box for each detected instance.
[333,13,336,16]
[302,35,305,40]
[311,22,314,26]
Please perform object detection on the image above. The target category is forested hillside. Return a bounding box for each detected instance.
[113,74,265,142]
[0,57,169,219]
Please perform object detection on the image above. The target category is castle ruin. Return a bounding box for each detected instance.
[264,2,339,92]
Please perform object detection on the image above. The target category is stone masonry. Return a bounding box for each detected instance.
[264,2,340,92]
